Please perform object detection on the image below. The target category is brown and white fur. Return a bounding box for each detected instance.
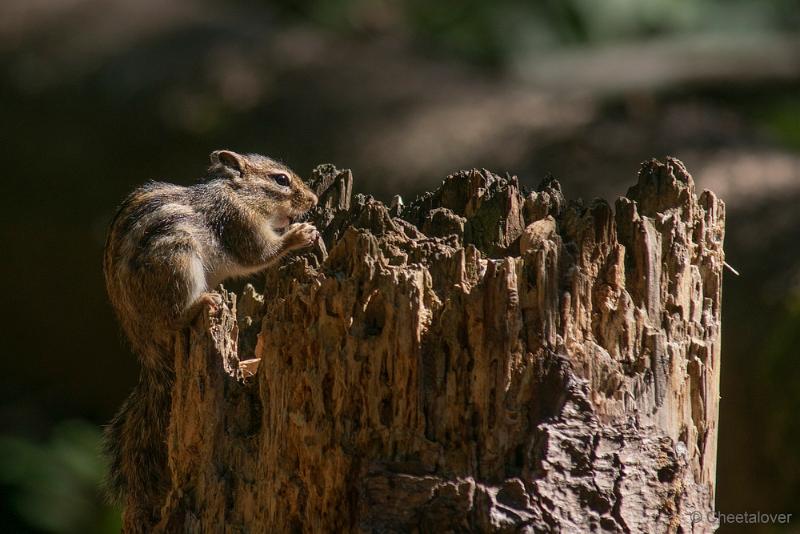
[103,150,318,531]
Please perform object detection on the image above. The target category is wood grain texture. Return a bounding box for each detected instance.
[147,158,724,533]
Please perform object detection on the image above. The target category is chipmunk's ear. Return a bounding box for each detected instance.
[210,150,245,176]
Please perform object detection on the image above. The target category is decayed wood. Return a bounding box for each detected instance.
[153,157,724,533]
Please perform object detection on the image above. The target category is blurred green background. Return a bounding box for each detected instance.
[1,0,799,532]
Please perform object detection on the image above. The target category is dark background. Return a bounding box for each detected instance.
[1,1,799,532]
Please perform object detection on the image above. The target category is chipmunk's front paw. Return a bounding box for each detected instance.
[283,222,319,251]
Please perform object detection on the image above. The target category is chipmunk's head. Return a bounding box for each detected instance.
[209,149,318,230]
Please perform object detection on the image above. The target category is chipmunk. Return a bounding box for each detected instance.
[103,150,318,531]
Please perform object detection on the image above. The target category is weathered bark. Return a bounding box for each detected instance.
[152,158,724,533]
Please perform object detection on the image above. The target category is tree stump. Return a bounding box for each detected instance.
[150,158,724,533]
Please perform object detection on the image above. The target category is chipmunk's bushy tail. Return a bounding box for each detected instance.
[104,341,175,531]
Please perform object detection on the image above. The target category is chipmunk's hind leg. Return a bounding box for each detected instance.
[176,291,224,328]
[163,250,219,329]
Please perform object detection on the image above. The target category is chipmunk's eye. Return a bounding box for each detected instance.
[270,173,290,187]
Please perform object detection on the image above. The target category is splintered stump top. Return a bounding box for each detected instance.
[156,158,724,533]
